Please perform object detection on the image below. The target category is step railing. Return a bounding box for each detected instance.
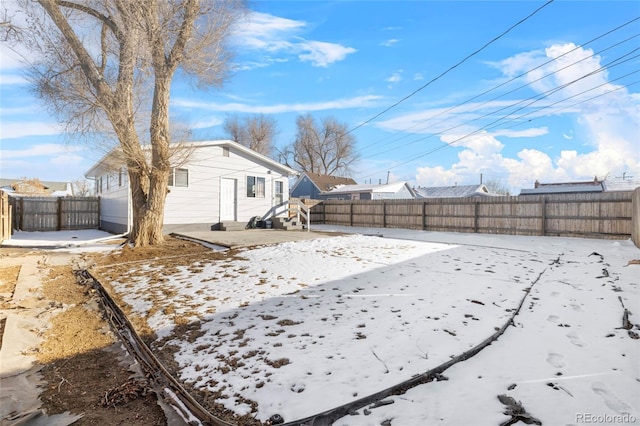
[262,199,310,231]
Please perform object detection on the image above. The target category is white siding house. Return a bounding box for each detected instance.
[319,182,417,200]
[85,140,298,234]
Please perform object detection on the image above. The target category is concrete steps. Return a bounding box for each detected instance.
[271,217,303,231]
[216,221,247,231]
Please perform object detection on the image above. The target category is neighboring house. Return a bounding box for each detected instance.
[519,178,604,196]
[320,182,417,200]
[414,184,495,198]
[0,178,74,197]
[85,140,298,234]
[290,172,357,199]
[602,175,640,192]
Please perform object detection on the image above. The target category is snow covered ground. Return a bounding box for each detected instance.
[105,225,640,426]
[5,227,639,425]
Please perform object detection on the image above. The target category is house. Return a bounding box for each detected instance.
[85,140,298,234]
[414,184,495,198]
[290,172,357,199]
[602,175,640,192]
[0,178,74,197]
[519,177,604,196]
[319,181,417,200]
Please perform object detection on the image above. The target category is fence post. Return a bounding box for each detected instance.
[422,201,427,231]
[20,197,24,231]
[383,202,387,228]
[57,197,63,231]
[350,202,354,227]
[474,201,479,233]
[540,198,546,236]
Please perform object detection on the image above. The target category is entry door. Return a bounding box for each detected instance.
[220,178,237,221]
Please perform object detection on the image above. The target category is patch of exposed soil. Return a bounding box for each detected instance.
[0,246,168,425]
[87,236,268,425]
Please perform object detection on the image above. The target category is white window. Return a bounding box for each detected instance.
[274,181,284,204]
[169,168,189,187]
[247,176,265,198]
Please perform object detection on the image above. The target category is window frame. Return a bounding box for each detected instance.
[169,168,189,188]
[247,176,266,198]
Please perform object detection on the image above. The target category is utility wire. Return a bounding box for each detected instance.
[345,0,555,136]
[359,44,640,163]
[358,69,639,180]
[357,20,640,157]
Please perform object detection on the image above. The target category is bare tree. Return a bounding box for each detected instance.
[285,114,358,176]
[4,0,245,246]
[484,178,511,196]
[223,113,277,157]
[73,178,93,196]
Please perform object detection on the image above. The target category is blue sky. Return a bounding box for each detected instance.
[1,0,639,193]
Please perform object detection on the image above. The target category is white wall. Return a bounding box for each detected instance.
[163,144,290,229]
[97,169,130,233]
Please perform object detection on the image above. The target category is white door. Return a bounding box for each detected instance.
[220,178,237,221]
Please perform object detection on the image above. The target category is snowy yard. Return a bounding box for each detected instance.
[97,226,640,425]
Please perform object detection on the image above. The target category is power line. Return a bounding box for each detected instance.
[356,20,640,159]
[358,68,639,180]
[357,41,640,165]
[344,0,556,136]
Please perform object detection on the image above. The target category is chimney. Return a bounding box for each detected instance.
[534,180,540,188]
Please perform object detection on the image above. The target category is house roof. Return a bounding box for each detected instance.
[0,178,73,196]
[322,181,411,195]
[291,172,357,194]
[85,140,298,178]
[414,184,493,198]
[519,179,604,195]
[602,177,640,192]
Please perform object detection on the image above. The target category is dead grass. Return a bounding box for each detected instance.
[37,305,115,364]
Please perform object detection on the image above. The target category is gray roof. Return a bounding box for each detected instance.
[414,184,493,198]
[323,181,411,195]
[602,178,640,192]
[0,178,72,194]
[519,179,604,195]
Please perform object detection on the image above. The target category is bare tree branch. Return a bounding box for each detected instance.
[287,113,358,176]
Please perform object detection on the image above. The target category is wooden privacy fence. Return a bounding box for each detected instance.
[10,196,100,232]
[310,191,634,240]
[0,191,11,241]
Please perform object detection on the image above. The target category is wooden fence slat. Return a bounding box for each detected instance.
[310,192,634,240]
[10,196,100,232]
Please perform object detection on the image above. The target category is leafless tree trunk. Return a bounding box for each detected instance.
[5,0,245,246]
[223,113,278,157]
[286,113,358,176]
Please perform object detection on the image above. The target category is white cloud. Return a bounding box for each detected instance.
[385,70,403,85]
[380,39,399,47]
[190,117,224,129]
[297,40,356,68]
[1,143,83,159]
[233,12,356,68]
[0,73,28,85]
[413,73,424,81]
[172,95,382,115]
[395,43,639,192]
[0,122,64,139]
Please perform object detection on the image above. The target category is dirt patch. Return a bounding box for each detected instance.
[87,236,270,424]
[0,265,20,307]
[1,246,169,425]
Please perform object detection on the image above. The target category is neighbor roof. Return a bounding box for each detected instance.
[414,184,493,198]
[602,178,640,192]
[322,181,410,195]
[0,178,73,195]
[299,172,357,191]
